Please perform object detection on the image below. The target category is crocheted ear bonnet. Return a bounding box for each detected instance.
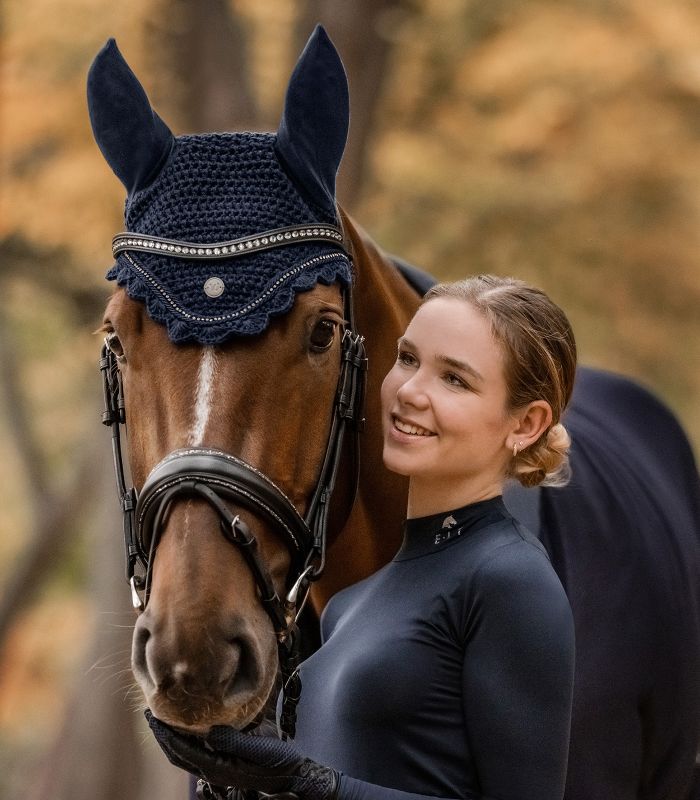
[87,28,351,344]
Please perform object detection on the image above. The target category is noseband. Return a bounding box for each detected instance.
[99,224,366,738]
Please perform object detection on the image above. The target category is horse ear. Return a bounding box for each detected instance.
[275,26,349,215]
[87,38,174,194]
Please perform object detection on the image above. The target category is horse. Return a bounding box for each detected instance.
[88,27,700,800]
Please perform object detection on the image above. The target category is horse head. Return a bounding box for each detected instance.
[89,28,408,734]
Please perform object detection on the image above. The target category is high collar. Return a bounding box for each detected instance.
[395,495,509,561]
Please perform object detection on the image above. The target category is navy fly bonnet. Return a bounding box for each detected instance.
[87,27,352,344]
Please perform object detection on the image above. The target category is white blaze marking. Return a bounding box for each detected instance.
[189,347,217,446]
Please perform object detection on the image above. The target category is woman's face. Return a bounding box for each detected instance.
[381,297,516,497]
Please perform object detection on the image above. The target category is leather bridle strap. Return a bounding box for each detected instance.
[137,450,310,568]
[134,449,311,622]
[139,478,292,634]
[304,327,366,578]
[100,345,140,593]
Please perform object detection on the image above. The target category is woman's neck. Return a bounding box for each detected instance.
[406,476,504,519]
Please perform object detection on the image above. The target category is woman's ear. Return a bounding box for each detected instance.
[508,401,553,451]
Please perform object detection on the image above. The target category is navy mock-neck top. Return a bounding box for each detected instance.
[292,495,575,800]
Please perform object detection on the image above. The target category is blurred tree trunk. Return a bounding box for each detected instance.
[297,0,414,210]
[143,0,260,132]
[0,239,105,649]
[0,440,99,647]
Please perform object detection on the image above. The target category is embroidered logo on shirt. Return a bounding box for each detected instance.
[434,516,462,545]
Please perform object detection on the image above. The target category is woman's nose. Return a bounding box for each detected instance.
[396,372,430,408]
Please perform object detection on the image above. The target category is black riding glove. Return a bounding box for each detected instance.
[146,710,340,800]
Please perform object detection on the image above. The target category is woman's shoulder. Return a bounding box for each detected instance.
[462,518,574,647]
[469,516,563,598]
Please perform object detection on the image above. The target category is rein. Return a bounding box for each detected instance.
[100,224,366,739]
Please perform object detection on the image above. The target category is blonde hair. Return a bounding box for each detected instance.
[423,275,577,488]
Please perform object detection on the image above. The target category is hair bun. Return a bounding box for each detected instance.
[511,423,572,488]
[546,423,570,454]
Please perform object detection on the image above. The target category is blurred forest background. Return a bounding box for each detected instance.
[1,0,700,797]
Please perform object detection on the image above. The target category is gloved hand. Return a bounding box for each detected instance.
[145,710,340,800]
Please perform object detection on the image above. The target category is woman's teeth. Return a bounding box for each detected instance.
[394,418,433,436]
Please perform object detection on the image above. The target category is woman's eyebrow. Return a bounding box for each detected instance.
[398,337,484,381]
[436,353,484,382]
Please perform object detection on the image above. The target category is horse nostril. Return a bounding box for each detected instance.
[132,622,151,683]
[222,637,262,700]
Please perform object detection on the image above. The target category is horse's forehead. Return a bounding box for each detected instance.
[107,132,351,346]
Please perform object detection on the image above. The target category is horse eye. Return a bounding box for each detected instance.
[105,332,126,362]
[309,319,337,352]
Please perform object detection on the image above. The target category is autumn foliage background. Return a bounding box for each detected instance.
[1,1,700,798]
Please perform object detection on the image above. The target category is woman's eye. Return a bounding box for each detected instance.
[397,350,417,367]
[444,372,467,389]
[309,319,337,351]
[105,332,126,363]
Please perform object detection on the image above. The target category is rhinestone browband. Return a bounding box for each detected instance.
[112,223,347,260]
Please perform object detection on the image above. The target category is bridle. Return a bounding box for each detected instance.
[99,222,367,739]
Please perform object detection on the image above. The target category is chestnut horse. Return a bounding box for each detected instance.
[89,28,700,800]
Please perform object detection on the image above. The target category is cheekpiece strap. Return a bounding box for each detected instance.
[112,223,346,260]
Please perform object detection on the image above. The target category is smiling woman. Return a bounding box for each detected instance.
[383,298,522,511]
[381,276,576,519]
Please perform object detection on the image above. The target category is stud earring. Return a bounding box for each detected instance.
[512,441,523,458]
